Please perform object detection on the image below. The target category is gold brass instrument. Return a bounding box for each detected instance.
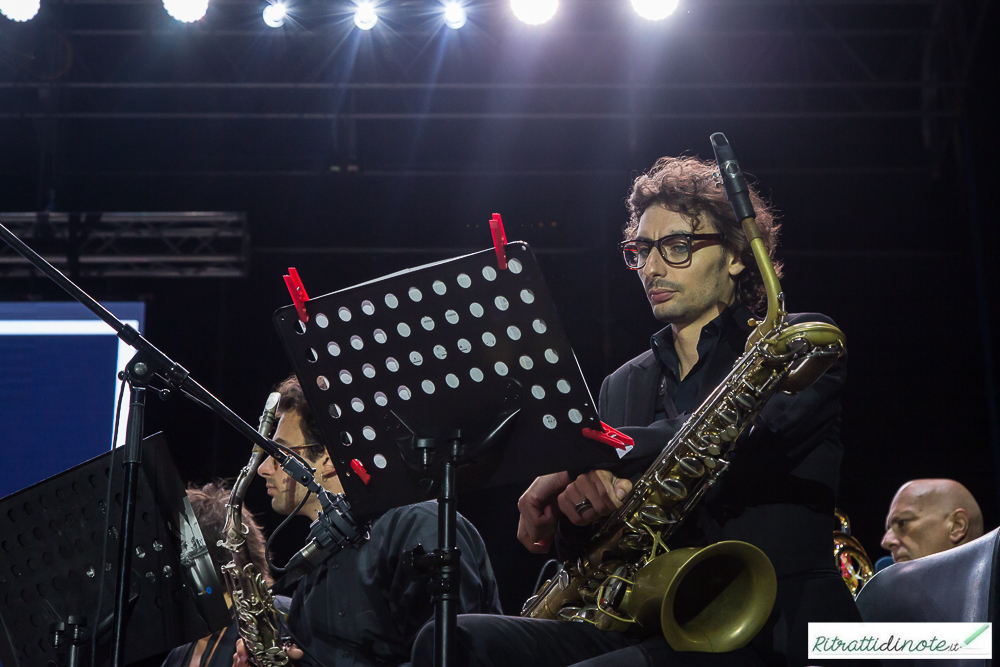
[833,509,874,596]
[220,392,289,667]
[521,134,847,652]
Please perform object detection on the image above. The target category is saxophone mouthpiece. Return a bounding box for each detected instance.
[710,132,756,224]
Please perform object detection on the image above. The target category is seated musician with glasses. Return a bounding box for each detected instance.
[411,155,861,666]
[232,374,502,667]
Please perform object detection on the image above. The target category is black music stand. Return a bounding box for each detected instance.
[274,241,623,665]
[0,433,230,667]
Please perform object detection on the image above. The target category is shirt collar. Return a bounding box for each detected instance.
[650,301,753,378]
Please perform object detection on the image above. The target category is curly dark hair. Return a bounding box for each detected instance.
[274,374,326,462]
[186,481,272,585]
[625,155,783,313]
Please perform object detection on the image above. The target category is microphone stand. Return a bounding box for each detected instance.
[0,222,362,667]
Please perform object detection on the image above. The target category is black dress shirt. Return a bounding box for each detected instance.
[285,501,502,667]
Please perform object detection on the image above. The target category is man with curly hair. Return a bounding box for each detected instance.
[413,155,860,666]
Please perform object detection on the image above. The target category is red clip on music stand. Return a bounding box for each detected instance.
[582,422,634,451]
[283,267,310,323]
[489,213,508,270]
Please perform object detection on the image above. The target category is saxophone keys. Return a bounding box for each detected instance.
[678,456,706,478]
[656,475,688,500]
[721,425,739,442]
[638,504,679,526]
[719,408,738,425]
[733,392,756,411]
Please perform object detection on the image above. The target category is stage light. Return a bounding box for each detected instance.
[631,0,679,21]
[510,0,556,25]
[353,2,377,30]
[262,2,286,27]
[0,0,40,22]
[443,2,467,29]
[162,0,209,23]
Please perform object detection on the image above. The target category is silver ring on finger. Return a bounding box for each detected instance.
[574,499,593,514]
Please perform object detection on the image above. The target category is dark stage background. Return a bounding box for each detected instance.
[2,0,999,660]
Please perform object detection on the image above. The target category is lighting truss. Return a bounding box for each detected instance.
[0,212,249,278]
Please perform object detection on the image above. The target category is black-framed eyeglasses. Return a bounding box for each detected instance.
[619,233,723,270]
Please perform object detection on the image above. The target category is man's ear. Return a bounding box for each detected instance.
[319,454,339,481]
[947,509,971,544]
[727,249,746,278]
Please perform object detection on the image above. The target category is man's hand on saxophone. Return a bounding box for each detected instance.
[516,470,633,553]
[232,639,303,667]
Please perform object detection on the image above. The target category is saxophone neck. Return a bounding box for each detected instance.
[741,216,784,351]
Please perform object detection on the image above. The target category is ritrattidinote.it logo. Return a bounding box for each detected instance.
[808,623,992,660]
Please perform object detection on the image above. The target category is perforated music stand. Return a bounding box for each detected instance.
[0,433,230,667]
[273,242,622,519]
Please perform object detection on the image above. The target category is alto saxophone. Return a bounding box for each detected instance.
[522,133,847,653]
[220,392,290,667]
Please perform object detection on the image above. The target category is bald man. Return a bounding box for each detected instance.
[881,479,985,563]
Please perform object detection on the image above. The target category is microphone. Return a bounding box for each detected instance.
[283,490,367,574]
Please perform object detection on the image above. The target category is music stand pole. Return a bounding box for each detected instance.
[111,383,146,667]
[435,437,459,667]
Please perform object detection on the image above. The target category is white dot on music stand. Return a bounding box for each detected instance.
[351,398,364,412]
[422,380,435,394]
[470,368,484,382]
[482,332,496,347]
[507,326,521,340]
[409,351,423,366]
[338,307,351,322]
[327,342,341,357]
[457,339,472,353]
[445,374,459,388]
[408,287,423,302]
[457,273,472,288]
[520,289,535,304]
[374,329,387,344]
[421,316,435,331]
[386,357,400,372]
[315,313,330,328]
[519,355,533,370]
[508,258,523,274]
[362,300,375,315]
[433,345,447,360]
[397,322,411,337]
[469,302,484,318]
[385,294,399,308]
[362,426,376,440]
[433,280,447,295]
[374,392,388,406]
[542,415,557,430]
[531,385,545,399]
[557,379,571,394]
[362,364,376,378]
[445,310,459,324]
[568,409,583,424]
[545,349,559,364]
[373,454,387,468]
[533,319,547,334]
[339,370,353,385]
[398,386,411,400]
[495,296,509,311]
[482,266,497,282]
[494,362,508,376]
[351,335,364,350]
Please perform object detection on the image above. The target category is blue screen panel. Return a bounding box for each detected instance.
[1,302,145,499]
